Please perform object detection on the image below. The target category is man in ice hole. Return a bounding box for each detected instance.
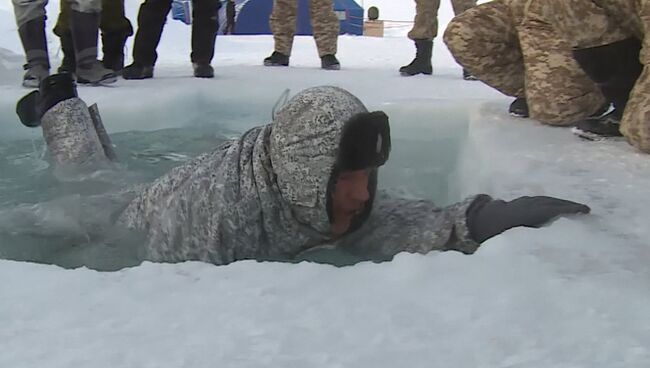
[16,74,590,266]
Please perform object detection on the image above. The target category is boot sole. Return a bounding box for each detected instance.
[22,79,40,88]
[122,73,153,80]
[263,61,289,67]
[399,70,433,77]
[572,127,624,141]
[78,74,118,86]
[509,111,529,118]
[321,64,341,71]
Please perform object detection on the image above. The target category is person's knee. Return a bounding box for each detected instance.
[443,12,485,58]
[443,19,471,56]
[528,93,605,126]
[12,0,47,28]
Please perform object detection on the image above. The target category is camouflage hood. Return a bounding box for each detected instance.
[270,85,376,235]
[120,86,388,264]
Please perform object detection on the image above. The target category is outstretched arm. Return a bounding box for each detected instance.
[339,194,484,262]
[341,193,590,262]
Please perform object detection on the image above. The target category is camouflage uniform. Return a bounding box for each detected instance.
[117,86,483,265]
[408,0,477,41]
[269,0,339,57]
[53,0,133,37]
[12,0,102,28]
[443,0,606,126]
[539,0,650,153]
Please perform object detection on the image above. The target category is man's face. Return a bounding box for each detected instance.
[330,169,371,237]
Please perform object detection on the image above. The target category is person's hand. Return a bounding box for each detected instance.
[467,195,590,243]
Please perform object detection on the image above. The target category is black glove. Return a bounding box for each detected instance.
[467,195,591,243]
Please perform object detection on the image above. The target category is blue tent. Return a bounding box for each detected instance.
[219,0,363,36]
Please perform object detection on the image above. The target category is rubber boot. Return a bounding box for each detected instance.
[400,39,433,76]
[18,17,50,88]
[70,10,117,85]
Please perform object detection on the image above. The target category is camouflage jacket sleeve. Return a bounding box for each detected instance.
[339,193,490,261]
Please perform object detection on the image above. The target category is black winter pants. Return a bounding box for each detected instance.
[132,0,220,66]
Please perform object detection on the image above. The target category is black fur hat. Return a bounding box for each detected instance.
[326,111,391,233]
[336,111,391,171]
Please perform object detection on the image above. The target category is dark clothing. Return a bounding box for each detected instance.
[54,0,133,37]
[224,0,236,34]
[131,0,221,66]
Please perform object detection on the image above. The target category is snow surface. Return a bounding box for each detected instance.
[1,1,650,367]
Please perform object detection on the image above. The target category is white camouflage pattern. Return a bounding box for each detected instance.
[116,86,483,265]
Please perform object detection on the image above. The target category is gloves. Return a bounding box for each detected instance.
[466,195,591,243]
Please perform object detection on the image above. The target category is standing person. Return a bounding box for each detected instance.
[11,0,117,87]
[16,78,591,266]
[263,0,341,70]
[400,0,477,77]
[122,0,221,79]
[224,0,236,35]
[443,0,607,125]
[53,0,134,74]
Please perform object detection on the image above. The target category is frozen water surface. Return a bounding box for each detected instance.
[1,1,650,367]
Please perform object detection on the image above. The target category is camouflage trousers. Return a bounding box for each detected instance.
[542,0,650,152]
[443,0,606,126]
[408,0,476,41]
[53,0,133,37]
[12,0,101,27]
[269,0,339,57]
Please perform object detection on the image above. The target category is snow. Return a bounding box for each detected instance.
[1,1,650,367]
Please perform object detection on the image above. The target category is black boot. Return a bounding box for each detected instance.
[18,17,50,88]
[572,37,643,138]
[509,97,529,118]
[264,51,290,67]
[400,39,433,76]
[122,62,154,79]
[102,31,130,72]
[321,54,340,70]
[573,110,623,140]
[190,0,219,77]
[57,32,76,74]
[463,69,478,81]
[16,73,78,128]
[70,10,117,85]
[193,63,214,78]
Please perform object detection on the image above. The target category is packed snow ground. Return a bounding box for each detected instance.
[1,1,650,367]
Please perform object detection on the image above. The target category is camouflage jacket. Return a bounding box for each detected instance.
[118,86,482,265]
